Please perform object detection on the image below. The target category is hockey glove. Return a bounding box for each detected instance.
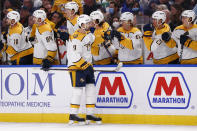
[162,32,171,42]
[29,37,35,42]
[58,31,69,42]
[110,30,122,41]
[143,24,153,37]
[41,59,51,71]
[180,35,190,46]
[3,33,7,42]
[0,41,4,52]
[90,27,96,33]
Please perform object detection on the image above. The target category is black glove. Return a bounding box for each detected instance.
[58,31,69,41]
[110,30,122,41]
[180,35,190,46]
[111,57,118,64]
[143,24,154,32]
[0,41,4,52]
[29,37,35,42]
[103,31,112,41]
[41,59,51,71]
[3,33,7,41]
[90,27,96,33]
[162,32,171,42]
[143,24,154,36]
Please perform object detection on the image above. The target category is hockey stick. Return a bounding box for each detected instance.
[102,31,117,63]
[42,62,123,72]
[179,31,189,63]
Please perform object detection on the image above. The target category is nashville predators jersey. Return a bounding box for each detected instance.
[67,30,95,69]
[6,22,33,63]
[67,15,79,35]
[91,22,115,65]
[33,22,57,64]
[30,18,56,38]
[112,26,143,64]
[143,23,178,64]
[51,0,83,14]
[172,24,197,64]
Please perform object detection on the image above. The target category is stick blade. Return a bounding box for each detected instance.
[115,62,123,72]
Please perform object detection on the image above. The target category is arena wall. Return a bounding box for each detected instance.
[0,65,196,125]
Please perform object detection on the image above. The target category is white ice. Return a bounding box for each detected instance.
[0,122,196,131]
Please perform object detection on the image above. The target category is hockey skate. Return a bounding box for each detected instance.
[68,114,85,125]
[86,115,102,125]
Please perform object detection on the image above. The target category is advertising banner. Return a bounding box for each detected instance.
[0,65,197,125]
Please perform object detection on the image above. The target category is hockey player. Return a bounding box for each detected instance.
[32,9,58,70]
[163,10,197,64]
[51,0,83,15]
[112,12,143,64]
[90,10,115,65]
[64,1,79,35]
[0,11,33,65]
[143,11,179,64]
[29,10,56,42]
[67,14,102,125]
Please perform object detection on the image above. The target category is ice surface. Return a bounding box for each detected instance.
[0,122,196,131]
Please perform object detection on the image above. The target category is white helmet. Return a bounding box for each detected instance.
[90,11,104,24]
[120,12,134,22]
[152,11,166,23]
[64,2,79,13]
[33,9,46,22]
[7,11,20,24]
[77,14,92,27]
[181,10,196,22]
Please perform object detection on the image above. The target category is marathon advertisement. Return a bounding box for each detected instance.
[95,72,133,108]
[0,66,196,117]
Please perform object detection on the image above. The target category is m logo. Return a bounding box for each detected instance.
[95,72,133,108]
[154,77,183,96]
[98,77,126,95]
[147,72,191,109]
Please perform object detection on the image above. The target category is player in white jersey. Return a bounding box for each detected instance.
[164,10,197,64]
[67,14,102,125]
[55,2,79,65]
[32,9,58,70]
[112,12,143,64]
[143,11,179,64]
[64,1,79,35]
[0,11,33,65]
[90,10,116,65]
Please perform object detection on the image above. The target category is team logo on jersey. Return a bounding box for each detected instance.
[95,72,133,108]
[147,72,191,109]
[73,34,78,38]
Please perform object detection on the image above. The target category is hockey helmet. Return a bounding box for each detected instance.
[64,2,79,13]
[181,10,196,22]
[7,11,20,24]
[77,14,92,27]
[33,9,46,22]
[120,12,134,23]
[90,11,104,24]
[152,11,166,24]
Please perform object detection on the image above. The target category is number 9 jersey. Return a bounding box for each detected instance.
[67,30,95,70]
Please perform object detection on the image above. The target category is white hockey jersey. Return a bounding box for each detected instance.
[172,24,197,64]
[6,22,33,64]
[33,23,58,64]
[112,27,143,64]
[67,30,95,70]
[143,23,179,64]
[67,15,79,35]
